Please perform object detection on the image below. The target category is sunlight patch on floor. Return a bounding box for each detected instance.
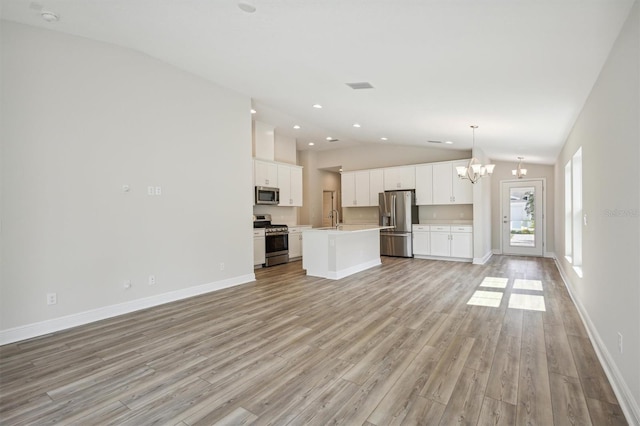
[479,277,509,289]
[508,294,546,311]
[467,290,504,307]
[513,279,543,291]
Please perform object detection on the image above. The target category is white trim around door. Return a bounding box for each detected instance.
[500,178,545,256]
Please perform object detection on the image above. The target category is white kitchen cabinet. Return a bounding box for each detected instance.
[429,226,452,257]
[288,226,306,260]
[412,225,430,256]
[369,169,384,206]
[428,225,473,260]
[277,164,303,206]
[432,160,473,205]
[451,226,473,258]
[384,166,415,190]
[342,171,370,207]
[415,164,433,205]
[254,159,278,187]
[253,229,265,266]
[451,160,473,204]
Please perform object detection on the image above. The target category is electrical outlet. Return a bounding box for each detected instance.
[46,293,57,305]
[618,332,623,354]
[122,184,130,193]
[219,263,225,271]
[147,186,155,196]
[148,275,156,285]
[155,186,162,195]
[124,280,131,289]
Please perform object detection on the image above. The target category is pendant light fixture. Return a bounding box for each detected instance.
[512,157,528,178]
[456,125,495,184]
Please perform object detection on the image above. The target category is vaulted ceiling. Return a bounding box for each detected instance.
[1,0,634,164]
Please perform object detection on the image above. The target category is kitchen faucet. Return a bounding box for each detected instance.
[329,209,340,228]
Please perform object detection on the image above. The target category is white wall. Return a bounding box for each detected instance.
[1,22,254,342]
[554,2,639,422]
[471,148,493,263]
[315,144,470,171]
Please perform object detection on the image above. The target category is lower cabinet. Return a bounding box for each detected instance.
[414,224,472,261]
[288,226,308,260]
[412,225,431,256]
[253,229,265,266]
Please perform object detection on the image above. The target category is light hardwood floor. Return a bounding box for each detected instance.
[0,256,628,425]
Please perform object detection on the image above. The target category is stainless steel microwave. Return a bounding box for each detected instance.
[255,186,279,205]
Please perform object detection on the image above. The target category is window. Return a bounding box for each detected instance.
[564,147,583,276]
[564,161,572,261]
[572,147,583,275]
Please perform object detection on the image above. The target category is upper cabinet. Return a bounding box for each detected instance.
[253,159,303,206]
[433,160,472,204]
[254,159,278,187]
[277,164,303,206]
[342,170,371,207]
[383,166,415,190]
[369,169,384,206]
[415,164,433,205]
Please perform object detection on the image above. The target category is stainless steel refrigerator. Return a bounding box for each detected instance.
[379,190,418,257]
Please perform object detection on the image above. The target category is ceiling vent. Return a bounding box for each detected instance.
[428,140,443,144]
[346,82,374,90]
[327,138,339,142]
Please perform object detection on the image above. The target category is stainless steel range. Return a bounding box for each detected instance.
[253,214,289,267]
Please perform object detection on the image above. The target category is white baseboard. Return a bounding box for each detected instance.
[0,273,256,346]
[327,259,381,280]
[473,250,493,265]
[492,248,502,255]
[554,259,640,425]
[544,251,556,259]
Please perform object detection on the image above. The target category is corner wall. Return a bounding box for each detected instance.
[1,22,254,342]
[553,2,640,422]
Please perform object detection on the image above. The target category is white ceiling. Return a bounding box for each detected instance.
[1,0,634,164]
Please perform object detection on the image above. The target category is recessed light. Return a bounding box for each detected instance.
[313,104,323,109]
[353,123,361,128]
[380,137,388,141]
[250,109,256,114]
[41,11,59,22]
[238,2,256,13]
[445,141,453,145]
[293,125,301,129]
[325,136,332,140]
[308,142,315,146]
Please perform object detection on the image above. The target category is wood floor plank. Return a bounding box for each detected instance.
[567,335,620,405]
[0,256,627,426]
[420,334,476,404]
[544,323,579,378]
[485,333,521,405]
[516,349,553,425]
[549,373,592,426]
[437,367,490,426]
[398,396,446,426]
[477,397,517,426]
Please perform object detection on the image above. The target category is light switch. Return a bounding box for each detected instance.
[122,184,130,193]
[155,186,162,195]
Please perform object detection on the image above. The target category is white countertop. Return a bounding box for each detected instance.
[419,220,473,225]
[307,225,394,234]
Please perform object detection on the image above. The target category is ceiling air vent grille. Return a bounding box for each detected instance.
[427,140,443,144]
[327,138,339,142]
[346,82,374,90]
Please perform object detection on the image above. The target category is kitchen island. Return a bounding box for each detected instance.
[302,225,393,280]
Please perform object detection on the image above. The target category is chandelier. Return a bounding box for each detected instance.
[512,157,528,178]
[456,125,495,184]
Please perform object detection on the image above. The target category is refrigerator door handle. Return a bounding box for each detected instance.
[391,195,397,227]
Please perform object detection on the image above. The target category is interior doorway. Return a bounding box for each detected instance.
[501,179,544,256]
[322,191,336,227]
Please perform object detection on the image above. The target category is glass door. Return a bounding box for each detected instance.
[501,180,544,256]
